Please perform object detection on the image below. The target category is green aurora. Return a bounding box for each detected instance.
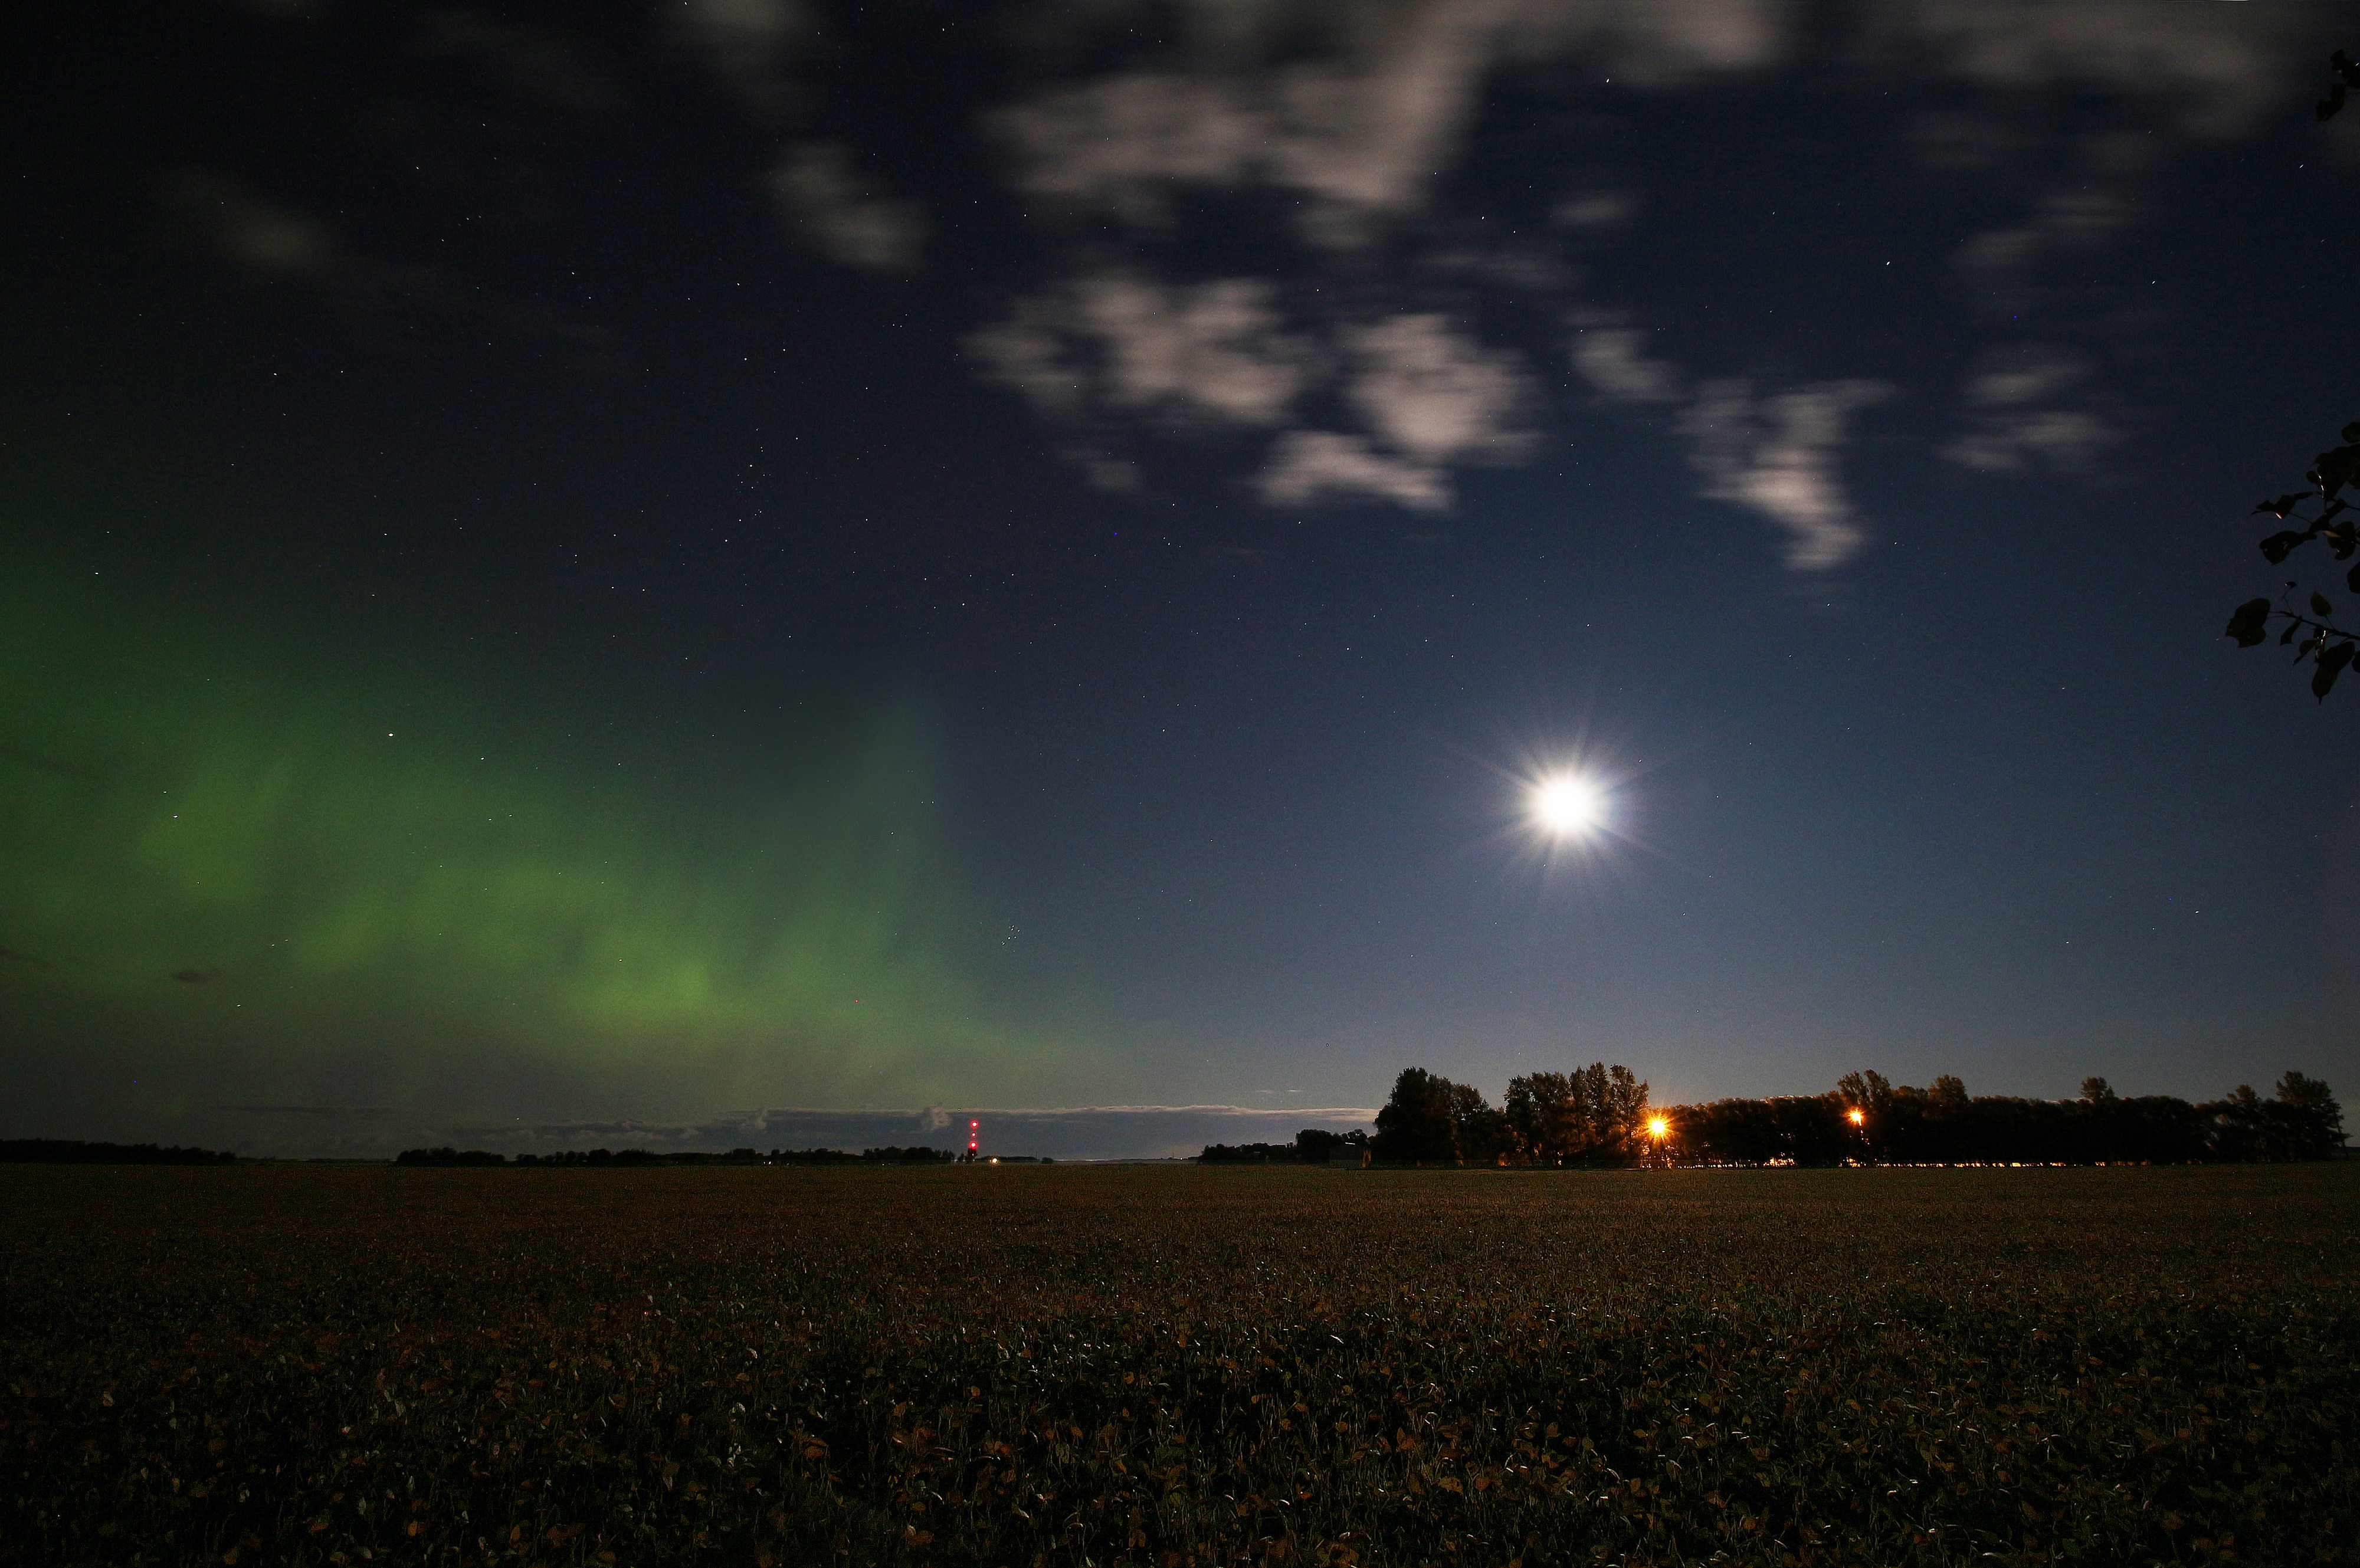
[0,550,1083,1137]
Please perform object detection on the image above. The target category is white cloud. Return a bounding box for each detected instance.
[771,142,927,272]
[1682,379,1890,569]
[1570,320,1682,404]
[1344,314,1533,464]
[969,272,1315,428]
[1256,431,1449,510]
[1957,187,2139,276]
[1081,275,1316,423]
[1941,346,2115,472]
[1552,190,1634,229]
[991,0,1784,243]
[1875,0,2319,136]
[1944,408,2116,473]
[1960,345,2085,409]
[1250,313,1535,510]
[975,283,1532,510]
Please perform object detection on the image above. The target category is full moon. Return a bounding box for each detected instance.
[1530,773,1604,837]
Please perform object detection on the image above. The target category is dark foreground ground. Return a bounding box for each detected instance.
[5,1165,2356,1568]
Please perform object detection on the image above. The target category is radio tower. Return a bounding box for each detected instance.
[963,1119,980,1163]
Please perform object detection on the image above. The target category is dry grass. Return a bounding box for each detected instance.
[5,1163,2356,1567]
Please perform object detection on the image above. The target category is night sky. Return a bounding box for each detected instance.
[7,0,2359,1159]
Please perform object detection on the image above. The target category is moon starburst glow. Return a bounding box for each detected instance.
[1530,773,1605,838]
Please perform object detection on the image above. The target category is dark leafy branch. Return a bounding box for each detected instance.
[2316,45,2360,121]
[2224,419,2360,700]
[2223,50,2360,700]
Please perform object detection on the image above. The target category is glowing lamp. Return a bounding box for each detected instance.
[1847,1108,1866,1127]
[1646,1116,1669,1140]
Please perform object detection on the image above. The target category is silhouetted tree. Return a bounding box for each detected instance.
[1293,1128,1368,1163]
[0,1139,235,1165]
[1198,1141,1296,1163]
[1448,1080,1517,1166]
[1372,1068,1464,1164]
[2270,1070,2346,1158]
[1503,1064,1651,1166]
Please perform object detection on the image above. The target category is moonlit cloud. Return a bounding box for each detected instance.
[1681,380,1892,570]
[674,0,805,109]
[1257,431,1451,511]
[1552,190,1635,229]
[949,0,2345,550]
[972,289,1533,510]
[992,0,1784,244]
[970,273,1315,428]
[1570,320,1683,405]
[167,169,336,276]
[1343,314,1534,465]
[771,142,928,273]
[1941,346,2116,473]
[1874,0,2317,134]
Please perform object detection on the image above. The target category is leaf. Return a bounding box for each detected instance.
[2313,592,2335,618]
[2317,445,2360,500]
[2345,422,2360,445]
[2320,81,2348,122]
[2226,598,2273,648]
[2315,640,2355,701]
[2283,621,2300,646]
[2261,530,2312,565]
[2346,560,2360,595]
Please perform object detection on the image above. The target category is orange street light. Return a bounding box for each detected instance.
[1646,1116,1669,1140]
[1847,1108,1866,1127]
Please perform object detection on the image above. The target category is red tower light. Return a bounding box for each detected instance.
[967,1120,980,1159]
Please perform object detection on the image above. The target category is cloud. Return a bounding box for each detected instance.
[1959,345,2084,409]
[1257,431,1449,510]
[410,12,620,111]
[991,0,1784,244]
[675,0,804,109]
[1874,0,2320,136]
[771,142,927,273]
[166,169,336,276]
[971,272,1316,428]
[1343,314,1534,464]
[1940,346,2115,472]
[1570,320,1682,404]
[975,286,1532,510]
[1552,190,1635,229]
[1681,379,1891,569]
[1955,187,2139,277]
[162,169,620,356]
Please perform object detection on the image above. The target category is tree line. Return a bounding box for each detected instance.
[0,1139,236,1164]
[1200,1065,2348,1167]
[394,1145,966,1167]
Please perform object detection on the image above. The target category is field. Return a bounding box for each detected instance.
[5,1165,2357,1568]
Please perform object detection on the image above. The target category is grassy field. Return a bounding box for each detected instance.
[5,1164,2356,1568]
